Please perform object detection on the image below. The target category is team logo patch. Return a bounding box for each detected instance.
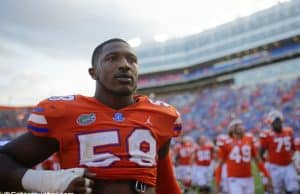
[77,113,96,126]
[113,112,124,122]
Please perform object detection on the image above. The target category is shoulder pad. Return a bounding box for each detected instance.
[32,95,76,118]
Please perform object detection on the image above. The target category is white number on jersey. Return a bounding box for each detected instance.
[77,129,157,167]
[179,148,193,157]
[148,99,170,107]
[197,150,211,161]
[229,145,251,163]
[274,136,291,152]
[128,129,156,166]
[48,95,75,101]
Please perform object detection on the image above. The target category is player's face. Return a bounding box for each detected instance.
[272,118,282,132]
[198,136,206,145]
[233,123,245,136]
[95,41,138,96]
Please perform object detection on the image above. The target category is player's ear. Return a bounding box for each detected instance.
[88,67,97,80]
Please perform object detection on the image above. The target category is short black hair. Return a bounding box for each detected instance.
[91,38,129,67]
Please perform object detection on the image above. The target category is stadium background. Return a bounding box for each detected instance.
[1,0,300,193]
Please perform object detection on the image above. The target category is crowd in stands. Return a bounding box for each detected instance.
[0,106,32,140]
[159,76,300,139]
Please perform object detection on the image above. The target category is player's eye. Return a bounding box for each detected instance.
[127,55,137,64]
[106,55,118,62]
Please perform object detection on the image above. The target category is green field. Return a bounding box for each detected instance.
[252,162,264,194]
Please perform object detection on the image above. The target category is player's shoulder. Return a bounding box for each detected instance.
[32,95,84,117]
[224,137,233,144]
[245,132,253,138]
[137,95,180,117]
[283,126,294,135]
[216,134,229,146]
[259,129,272,138]
[244,133,258,144]
[205,142,214,150]
[217,134,229,140]
[219,135,232,146]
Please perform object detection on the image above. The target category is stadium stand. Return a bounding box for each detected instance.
[138,42,300,89]
[0,106,32,141]
[158,76,300,139]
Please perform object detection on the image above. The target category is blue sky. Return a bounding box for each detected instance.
[0,0,286,105]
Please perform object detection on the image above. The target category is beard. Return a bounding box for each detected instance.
[97,79,136,96]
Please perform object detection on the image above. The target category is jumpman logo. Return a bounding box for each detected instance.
[145,116,152,126]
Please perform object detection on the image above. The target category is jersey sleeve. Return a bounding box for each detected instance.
[216,137,225,147]
[217,144,227,161]
[249,136,259,157]
[287,127,296,152]
[156,104,182,136]
[259,130,269,149]
[27,98,66,139]
[152,103,183,150]
[171,109,182,137]
[147,97,182,139]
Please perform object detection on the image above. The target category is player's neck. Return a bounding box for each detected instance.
[94,92,135,110]
[273,127,282,133]
[233,134,243,139]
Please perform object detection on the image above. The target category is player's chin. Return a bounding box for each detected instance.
[113,86,136,96]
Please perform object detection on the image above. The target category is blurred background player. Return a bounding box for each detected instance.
[260,110,300,194]
[214,119,272,194]
[174,135,195,193]
[191,135,214,194]
[213,129,234,194]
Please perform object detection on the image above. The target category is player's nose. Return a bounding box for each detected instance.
[118,57,130,70]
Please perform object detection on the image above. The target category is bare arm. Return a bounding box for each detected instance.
[214,158,225,194]
[156,140,182,194]
[253,149,273,193]
[0,132,59,190]
[158,140,170,159]
[259,147,267,161]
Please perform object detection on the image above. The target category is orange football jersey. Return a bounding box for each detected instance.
[218,134,257,177]
[175,143,195,165]
[260,127,295,165]
[194,144,214,166]
[216,134,229,147]
[27,95,182,186]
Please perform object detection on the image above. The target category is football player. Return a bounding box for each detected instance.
[174,136,195,192]
[0,38,182,194]
[215,119,272,194]
[260,110,299,194]
[191,135,214,194]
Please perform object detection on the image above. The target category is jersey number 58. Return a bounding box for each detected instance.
[77,129,157,167]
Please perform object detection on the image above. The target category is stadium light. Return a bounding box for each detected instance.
[128,38,141,47]
[154,34,169,43]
